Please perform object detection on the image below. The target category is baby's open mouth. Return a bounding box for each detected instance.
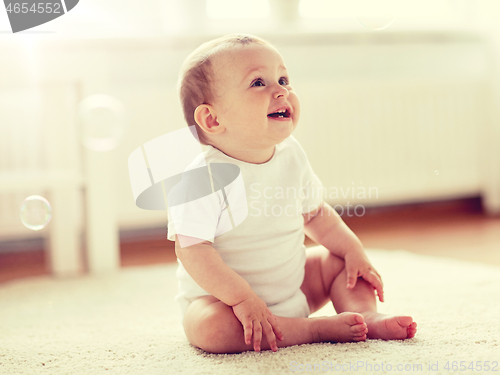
[267,109,291,118]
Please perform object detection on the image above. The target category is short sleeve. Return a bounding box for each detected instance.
[301,170,324,214]
[167,191,223,244]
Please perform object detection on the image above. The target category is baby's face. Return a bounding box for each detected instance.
[209,43,300,152]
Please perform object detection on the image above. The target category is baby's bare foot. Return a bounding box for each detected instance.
[312,312,368,343]
[361,311,417,340]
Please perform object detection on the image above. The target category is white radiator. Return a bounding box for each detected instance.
[294,79,488,208]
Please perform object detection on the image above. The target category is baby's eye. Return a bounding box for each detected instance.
[279,77,289,85]
[251,78,265,87]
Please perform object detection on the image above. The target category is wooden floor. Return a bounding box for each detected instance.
[1,198,499,284]
[340,197,500,266]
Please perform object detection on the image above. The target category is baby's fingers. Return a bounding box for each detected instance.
[253,321,263,352]
[364,271,384,302]
[346,265,359,289]
[269,314,284,342]
[262,320,278,352]
[242,320,254,346]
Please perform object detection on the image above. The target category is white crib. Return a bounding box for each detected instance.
[0,84,84,276]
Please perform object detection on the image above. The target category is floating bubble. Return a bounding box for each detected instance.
[78,94,126,152]
[357,16,395,30]
[434,170,440,175]
[20,195,52,231]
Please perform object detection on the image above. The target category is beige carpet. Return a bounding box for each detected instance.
[1,249,499,375]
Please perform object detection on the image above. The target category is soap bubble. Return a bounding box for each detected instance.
[357,16,395,30]
[20,195,52,231]
[78,94,126,152]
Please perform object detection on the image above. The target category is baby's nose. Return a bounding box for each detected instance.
[274,86,289,99]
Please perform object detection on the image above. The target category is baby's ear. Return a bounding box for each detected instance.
[194,104,224,135]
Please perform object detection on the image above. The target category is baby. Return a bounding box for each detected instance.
[168,33,417,354]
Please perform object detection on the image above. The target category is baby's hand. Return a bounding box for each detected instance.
[231,294,284,352]
[344,251,384,302]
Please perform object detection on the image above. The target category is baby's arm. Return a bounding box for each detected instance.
[303,202,384,302]
[175,235,283,351]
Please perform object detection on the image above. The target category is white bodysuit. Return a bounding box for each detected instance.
[167,135,324,319]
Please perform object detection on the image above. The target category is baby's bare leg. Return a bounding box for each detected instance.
[183,295,367,354]
[301,246,417,340]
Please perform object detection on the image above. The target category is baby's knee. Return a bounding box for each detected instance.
[318,248,346,276]
[328,252,345,270]
[184,298,240,353]
[307,245,345,270]
[320,251,347,289]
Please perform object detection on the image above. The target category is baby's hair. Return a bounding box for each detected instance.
[177,33,272,145]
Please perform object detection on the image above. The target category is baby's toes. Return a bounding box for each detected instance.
[350,323,368,333]
[340,312,364,326]
[353,327,368,337]
[353,332,367,341]
[407,322,417,338]
[397,316,414,327]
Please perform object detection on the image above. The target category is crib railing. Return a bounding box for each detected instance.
[0,83,84,276]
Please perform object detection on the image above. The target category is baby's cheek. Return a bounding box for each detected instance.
[291,94,300,118]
